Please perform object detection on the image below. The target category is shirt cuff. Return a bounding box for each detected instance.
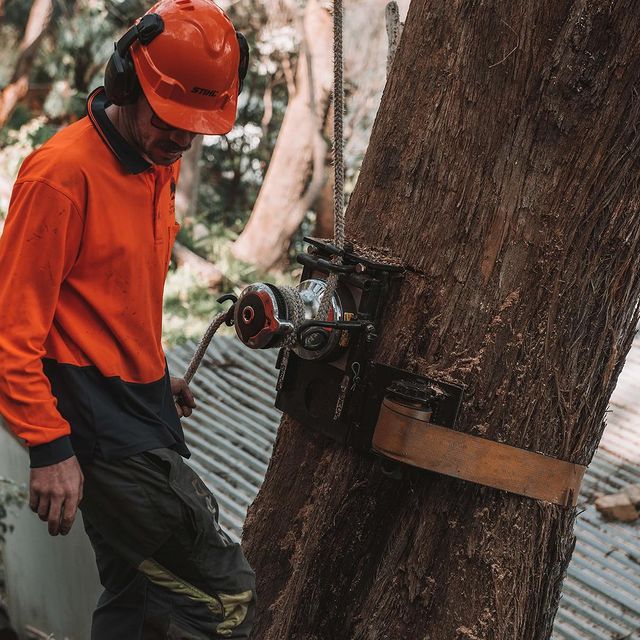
[29,435,75,468]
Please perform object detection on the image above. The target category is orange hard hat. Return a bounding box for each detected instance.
[130,0,241,135]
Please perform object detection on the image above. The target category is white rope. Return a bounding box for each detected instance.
[276,284,307,389]
[332,0,345,250]
[183,311,227,384]
[280,285,306,345]
[385,1,403,76]
[316,0,346,321]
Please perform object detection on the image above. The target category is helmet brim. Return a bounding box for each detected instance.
[138,70,238,135]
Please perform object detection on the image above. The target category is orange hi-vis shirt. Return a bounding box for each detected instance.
[0,87,189,467]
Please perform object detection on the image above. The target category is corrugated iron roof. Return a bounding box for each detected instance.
[167,334,640,637]
[165,339,280,536]
[553,334,640,640]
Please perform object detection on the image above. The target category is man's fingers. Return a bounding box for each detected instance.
[60,498,79,536]
[29,455,84,536]
[175,401,184,417]
[60,472,83,535]
[182,385,196,408]
[37,495,50,522]
[29,487,39,513]
[48,496,64,536]
[173,379,196,407]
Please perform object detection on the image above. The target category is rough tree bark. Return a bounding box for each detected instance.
[0,0,53,128]
[243,2,640,639]
[231,0,333,270]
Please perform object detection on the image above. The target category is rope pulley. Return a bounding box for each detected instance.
[232,277,356,360]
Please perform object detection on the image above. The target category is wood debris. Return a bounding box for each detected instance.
[595,484,640,522]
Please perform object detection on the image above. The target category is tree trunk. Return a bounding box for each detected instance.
[175,136,204,226]
[0,0,53,127]
[313,171,334,239]
[242,2,640,639]
[172,241,223,289]
[231,0,333,270]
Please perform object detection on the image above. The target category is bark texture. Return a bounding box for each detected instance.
[243,2,640,639]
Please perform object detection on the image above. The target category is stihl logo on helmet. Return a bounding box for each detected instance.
[191,87,219,97]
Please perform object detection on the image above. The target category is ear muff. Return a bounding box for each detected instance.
[236,31,250,95]
[104,14,165,106]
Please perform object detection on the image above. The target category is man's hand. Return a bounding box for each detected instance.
[29,456,84,536]
[171,376,196,418]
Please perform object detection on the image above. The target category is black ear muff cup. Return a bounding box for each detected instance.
[236,31,249,94]
[104,54,140,106]
[104,14,164,106]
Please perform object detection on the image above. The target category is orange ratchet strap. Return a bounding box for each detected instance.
[372,396,586,507]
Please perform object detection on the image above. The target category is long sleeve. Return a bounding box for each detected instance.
[0,179,84,467]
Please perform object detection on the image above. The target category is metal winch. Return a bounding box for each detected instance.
[217,238,464,457]
[230,237,388,364]
[207,240,581,503]
[233,276,356,360]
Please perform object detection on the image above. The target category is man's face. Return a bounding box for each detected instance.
[131,95,198,166]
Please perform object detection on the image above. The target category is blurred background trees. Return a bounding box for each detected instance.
[0,0,407,343]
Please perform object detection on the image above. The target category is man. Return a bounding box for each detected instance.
[0,0,255,637]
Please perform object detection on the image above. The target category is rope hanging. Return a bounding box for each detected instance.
[183,311,227,384]
[317,0,346,321]
[332,0,346,250]
[183,0,347,384]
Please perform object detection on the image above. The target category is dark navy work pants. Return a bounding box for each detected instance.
[79,448,256,639]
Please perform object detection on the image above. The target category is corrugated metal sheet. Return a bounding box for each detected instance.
[165,338,280,538]
[168,334,640,637]
[553,334,640,640]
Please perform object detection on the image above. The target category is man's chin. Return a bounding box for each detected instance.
[151,149,184,165]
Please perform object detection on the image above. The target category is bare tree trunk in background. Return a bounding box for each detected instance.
[235,0,409,268]
[231,0,333,270]
[0,0,53,127]
[313,172,334,239]
[172,241,223,288]
[175,136,204,225]
[171,136,224,287]
[243,2,640,638]
[313,0,409,239]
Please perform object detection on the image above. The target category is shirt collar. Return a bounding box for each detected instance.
[86,87,151,175]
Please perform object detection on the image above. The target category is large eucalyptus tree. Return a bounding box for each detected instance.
[243,2,640,638]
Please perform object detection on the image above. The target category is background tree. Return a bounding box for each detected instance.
[232,0,409,270]
[0,0,52,127]
[242,1,640,638]
[230,0,333,270]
